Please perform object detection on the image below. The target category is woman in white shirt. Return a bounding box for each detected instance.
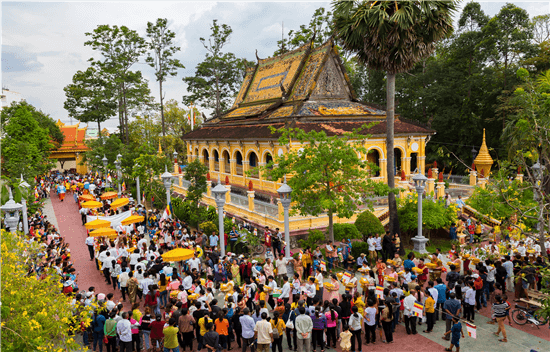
[349,305,363,351]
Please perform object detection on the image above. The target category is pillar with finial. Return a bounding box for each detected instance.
[477,169,487,189]
[516,166,524,183]
[247,181,255,211]
[469,162,477,186]
[224,175,231,204]
[432,161,439,183]
[436,171,446,199]
[399,169,409,199]
[426,168,435,195]
[206,172,212,197]
[473,128,493,178]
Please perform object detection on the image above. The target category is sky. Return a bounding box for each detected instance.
[2,0,550,132]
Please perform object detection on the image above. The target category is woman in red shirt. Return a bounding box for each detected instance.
[149,314,165,350]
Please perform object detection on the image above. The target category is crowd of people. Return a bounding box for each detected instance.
[18,171,550,352]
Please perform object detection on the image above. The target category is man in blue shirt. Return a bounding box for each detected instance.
[357,253,367,268]
[229,226,239,253]
[442,292,462,341]
[403,252,416,271]
[435,278,448,321]
[209,231,219,249]
[239,308,256,352]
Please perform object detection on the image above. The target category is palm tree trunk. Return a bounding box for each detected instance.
[386,73,400,235]
[328,209,334,243]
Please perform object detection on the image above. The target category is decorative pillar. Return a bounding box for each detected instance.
[219,158,226,174]
[412,174,429,253]
[229,159,236,180]
[242,161,249,187]
[277,198,284,222]
[379,158,388,183]
[477,170,487,189]
[178,175,182,187]
[417,155,426,175]
[224,177,232,204]
[206,181,212,197]
[432,161,439,184]
[426,168,435,196]
[404,157,412,177]
[469,163,477,186]
[516,167,524,183]
[247,191,255,211]
[399,170,409,199]
[436,173,445,199]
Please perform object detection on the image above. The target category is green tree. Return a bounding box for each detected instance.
[333,0,457,236]
[397,195,457,239]
[354,209,385,240]
[184,159,208,225]
[146,18,185,137]
[531,14,550,45]
[1,102,57,179]
[263,126,389,242]
[63,66,117,135]
[182,20,253,117]
[85,24,149,142]
[132,153,171,208]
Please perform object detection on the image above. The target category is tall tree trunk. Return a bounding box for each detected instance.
[214,65,221,117]
[386,73,400,235]
[122,84,129,144]
[328,209,334,243]
[160,79,166,137]
[97,120,101,138]
[118,92,124,139]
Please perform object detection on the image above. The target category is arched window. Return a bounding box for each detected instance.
[222,150,230,174]
[394,148,402,176]
[202,149,209,168]
[213,150,220,171]
[249,152,258,178]
[367,149,380,177]
[235,151,243,176]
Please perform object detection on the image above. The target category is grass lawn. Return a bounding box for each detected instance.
[404,237,455,257]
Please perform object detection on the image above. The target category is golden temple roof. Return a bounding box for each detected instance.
[474,129,493,166]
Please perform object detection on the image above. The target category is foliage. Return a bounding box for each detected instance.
[182,20,254,117]
[63,66,117,133]
[183,159,208,207]
[298,229,326,250]
[145,18,185,137]
[332,223,361,242]
[199,221,218,235]
[0,176,45,217]
[397,195,457,238]
[537,265,550,319]
[263,125,389,242]
[354,210,385,240]
[206,206,217,223]
[0,229,88,351]
[351,241,370,260]
[0,101,58,179]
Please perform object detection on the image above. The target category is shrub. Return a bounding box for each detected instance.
[351,241,370,259]
[298,229,326,249]
[355,210,385,240]
[199,221,218,235]
[206,206,217,222]
[333,223,361,242]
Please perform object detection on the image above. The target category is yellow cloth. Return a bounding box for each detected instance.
[425,296,435,313]
[354,297,366,315]
[199,316,213,336]
[259,291,267,303]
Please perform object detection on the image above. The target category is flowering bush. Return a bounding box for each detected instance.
[0,229,88,351]
[397,195,457,237]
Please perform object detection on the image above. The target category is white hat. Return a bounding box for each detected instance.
[97,293,106,300]
[472,274,479,279]
[239,254,244,259]
[252,260,258,264]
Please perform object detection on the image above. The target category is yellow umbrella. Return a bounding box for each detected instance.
[121,215,145,226]
[81,201,103,209]
[162,248,195,262]
[89,227,117,238]
[84,218,111,230]
[110,198,129,209]
[79,194,95,202]
[100,191,118,200]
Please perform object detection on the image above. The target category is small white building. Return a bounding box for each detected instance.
[1,88,24,108]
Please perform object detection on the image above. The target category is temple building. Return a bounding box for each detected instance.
[179,40,433,235]
[49,120,89,174]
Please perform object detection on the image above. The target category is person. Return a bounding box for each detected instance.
[423,289,435,333]
[339,326,352,352]
[276,254,288,286]
[492,295,508,343]
[450,223,457,241]
[463,281,476,323]
[215,310,230,352]
[204,322,220,352]
[443,316,464,352]
[271,311,286,352]
[434,278,447,321]
[380,299,393,343]
[327,275,340,303]
[229,226,240,253]
[254,312,273,352]
[104,311,118,352]
[140,307,153,352]
[443,292,462,341]
[240,308,256,352]
[178,308,196,352]
[116,312,133,352]
[403,289,417,335]
[310,306,326,352]
[295,306,313,352]
[92,309,106,352]
[280,275,291,305]
[348,305,362,352]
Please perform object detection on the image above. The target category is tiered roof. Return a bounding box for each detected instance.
[184,39,432,140]
[51,120,89,153]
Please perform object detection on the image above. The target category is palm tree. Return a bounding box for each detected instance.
[333,0,457,236]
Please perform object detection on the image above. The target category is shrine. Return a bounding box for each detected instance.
[49,120,89,174]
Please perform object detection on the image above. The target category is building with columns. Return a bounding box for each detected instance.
[179,40,432,235]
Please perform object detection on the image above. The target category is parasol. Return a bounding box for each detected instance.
[100,191,118,200]
[162,248,195,262]
[79,194,95,202]
[110,198,129,209]
[89,227,117,238]
[81,201,103,209]
[121,215,145,226]
[84,218,111,230]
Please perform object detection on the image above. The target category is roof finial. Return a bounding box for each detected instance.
[255,49,260,62]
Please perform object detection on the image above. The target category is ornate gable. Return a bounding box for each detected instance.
[310,52,351,100]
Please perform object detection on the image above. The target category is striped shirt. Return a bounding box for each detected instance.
[492,302,509,317]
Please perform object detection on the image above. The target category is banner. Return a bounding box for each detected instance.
[466,322,476,339]
[320,261,326,272]
[413,302,424,318]
[342,271,352,284]
[87,210,132,230]
[375,286,384,298]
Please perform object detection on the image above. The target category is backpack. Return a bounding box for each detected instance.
[474,278,483,290]
[272,321,280,339]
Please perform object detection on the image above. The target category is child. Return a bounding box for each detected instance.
[444,316,464,352]
[204,322,220,352]
[503,294,512,326]
[340,326,352,352]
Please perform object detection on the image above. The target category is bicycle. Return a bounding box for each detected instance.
[511,304,548,328]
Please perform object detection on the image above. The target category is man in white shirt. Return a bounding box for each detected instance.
[140,272,154,296]
[367,235,377,264]
[267,275,278,309]
[428,282,438,304]
[188,254,201,273]
[254,312,274,351]
[517,241,527,257]
[305,277,316,306]
[119,269,130,301]
[137,234,147,250]
[403,289,418,334]
[116,312,133,352]
[102,251,115,285]
[85,235,95,261]
[129,250,141,270]
[280,275,291,305]
[79,207,88,225]
[315,268,324,301]
[275,254,288,285]
[374,233,382,259]
[182,274,193,291]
